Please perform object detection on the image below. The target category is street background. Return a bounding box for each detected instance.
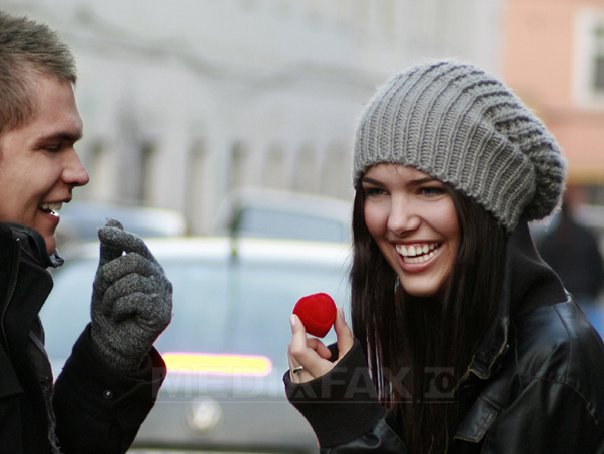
[4,0,604,290]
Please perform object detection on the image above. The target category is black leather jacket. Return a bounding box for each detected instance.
[0,223,166,453]
[284,221,604,452]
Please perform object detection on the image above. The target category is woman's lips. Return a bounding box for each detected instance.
[395,242,441,265]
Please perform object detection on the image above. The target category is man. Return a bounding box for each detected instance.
[0,10,172,453]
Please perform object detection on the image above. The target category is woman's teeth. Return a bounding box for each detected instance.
[39,202,63,216]
[396,243,439,264]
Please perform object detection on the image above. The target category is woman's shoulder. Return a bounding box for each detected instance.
[512,301,604,385]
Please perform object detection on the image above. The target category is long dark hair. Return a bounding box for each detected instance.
[350,183,508,453]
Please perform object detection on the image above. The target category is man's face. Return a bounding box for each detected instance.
[0,74,89,254]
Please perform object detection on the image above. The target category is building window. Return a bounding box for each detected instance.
[293,143,317,192]
[381,0,397,39]
[263,143,286,190]
[230,140,249,190]
[321,141,350,199]
[186,139,209,234]
[574,8,604,107]
[139,141,156,205]
[87,139,104,199]
[592,24,604,93]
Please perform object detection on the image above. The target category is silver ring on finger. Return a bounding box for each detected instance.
[292,365,304,375]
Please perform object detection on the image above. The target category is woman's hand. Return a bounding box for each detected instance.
[287,307,355,383]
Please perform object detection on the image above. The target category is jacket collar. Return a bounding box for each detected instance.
[0,223,62,269]
[0,223,56,353]
[466,219,568,380]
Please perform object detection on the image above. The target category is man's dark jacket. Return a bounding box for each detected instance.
[0,223,166,453]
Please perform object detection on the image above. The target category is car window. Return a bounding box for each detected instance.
[234,207,349,243]
[40,253,349,370]
[158,264,233,360]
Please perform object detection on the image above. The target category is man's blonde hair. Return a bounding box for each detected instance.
[0,11,76,135]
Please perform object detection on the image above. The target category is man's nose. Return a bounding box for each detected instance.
[63,150,90,187]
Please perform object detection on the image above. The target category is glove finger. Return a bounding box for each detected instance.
[109,292,150,323]
[98,225,159,265]
[97,253,161,289]
[93,254,159,298]
[98,218,125,267]
[108,291,172,327]
[101,272,165,310]
[104,218,124,230]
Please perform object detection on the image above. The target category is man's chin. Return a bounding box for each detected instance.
[43,235,56,256]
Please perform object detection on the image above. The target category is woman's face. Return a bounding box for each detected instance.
[362,164,460,298]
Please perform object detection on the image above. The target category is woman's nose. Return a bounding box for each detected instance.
[387,198,420,235]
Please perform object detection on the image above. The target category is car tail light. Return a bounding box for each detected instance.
[163,352,272,377]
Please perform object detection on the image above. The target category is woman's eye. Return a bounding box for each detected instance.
[420,186,445,196]
[363,187,387,197]
[364,188,386,197]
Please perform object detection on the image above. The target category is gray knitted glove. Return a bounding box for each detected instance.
[90,219,172,373]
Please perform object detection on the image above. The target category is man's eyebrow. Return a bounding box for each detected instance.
[36,130,82,143]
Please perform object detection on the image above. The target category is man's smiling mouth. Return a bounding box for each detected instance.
[39,202,63,217]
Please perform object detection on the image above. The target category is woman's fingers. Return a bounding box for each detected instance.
[288,314,316,382]
[287,351,309,383]
[288,308,354,383]
[312,338,333,360]
[335,307,354,359]
[288,314,309,359]
[288,314,337,382]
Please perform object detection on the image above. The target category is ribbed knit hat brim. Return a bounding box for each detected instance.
[354,60,566,232]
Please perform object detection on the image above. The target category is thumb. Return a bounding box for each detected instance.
[98,218,124,267]
[289,313,308,350]
[335,307,354,359]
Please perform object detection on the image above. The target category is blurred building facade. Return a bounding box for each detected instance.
[4,0,503,234]
[502,0,604,204]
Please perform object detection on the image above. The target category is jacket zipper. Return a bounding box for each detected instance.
[0,238,21,350]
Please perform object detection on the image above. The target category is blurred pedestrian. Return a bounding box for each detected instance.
[0,10,172,453]
[284,60,604,452]
[537,190,604,332]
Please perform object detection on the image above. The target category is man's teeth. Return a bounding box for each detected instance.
[39,202,63,216]
[396,243,439,264]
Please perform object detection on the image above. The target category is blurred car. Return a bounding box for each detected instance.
[213,188,352,244]
[56,200,188,248]
[40,237,352,453]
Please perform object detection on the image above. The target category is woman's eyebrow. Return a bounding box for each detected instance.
[361,176,383,185]
[361,175,441,186]
[409,177,439,185]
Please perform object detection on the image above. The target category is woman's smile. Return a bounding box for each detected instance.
[395,242,441,265]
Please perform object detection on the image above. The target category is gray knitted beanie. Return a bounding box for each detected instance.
[353,60,567,232]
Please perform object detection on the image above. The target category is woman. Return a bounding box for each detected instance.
[284,60,604,453]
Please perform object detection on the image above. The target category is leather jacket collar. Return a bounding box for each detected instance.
[464,218,568,381]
